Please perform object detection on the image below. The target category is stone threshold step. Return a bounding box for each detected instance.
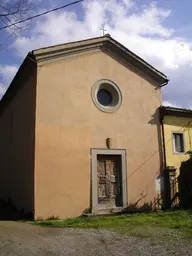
[83,208,125,217]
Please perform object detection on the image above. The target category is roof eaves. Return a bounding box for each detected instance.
[32,35,168,85]
[160,105,192,119]
[32,37,108,65]
[32,36,106,57]
[107,37,167,83]
[32,35,104,54]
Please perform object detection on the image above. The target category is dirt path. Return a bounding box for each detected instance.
[0,221,192,256]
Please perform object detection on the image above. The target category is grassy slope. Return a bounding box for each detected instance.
[35,210,192,238]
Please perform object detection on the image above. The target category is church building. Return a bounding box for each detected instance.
[0,34,168,219]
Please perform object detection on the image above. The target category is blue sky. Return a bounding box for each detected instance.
[0,0,192,108]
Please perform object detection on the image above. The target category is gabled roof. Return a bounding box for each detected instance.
[0,35,169,112]
[31,34,168,86]
[160,106,192,120]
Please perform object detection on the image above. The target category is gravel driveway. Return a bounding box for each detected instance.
[0,221,192,256]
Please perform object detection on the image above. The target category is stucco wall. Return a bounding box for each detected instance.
[164,116,192,175]
[0,62,36,214]
[35,50,162,219]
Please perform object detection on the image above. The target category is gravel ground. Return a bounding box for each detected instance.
[0,221,192,256]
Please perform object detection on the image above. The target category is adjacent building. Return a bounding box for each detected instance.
[160,106,192,175]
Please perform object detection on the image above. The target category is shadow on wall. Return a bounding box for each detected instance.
[148,108,164,176]
[148,108,165,203]
[82,193,163,216]
[122,192,162,214]
[0,57,37,220]
[126,108,163,185]
[163,167,179,209]
[179,158,192,209]
[163,160,192,210]
[162,158,192,210]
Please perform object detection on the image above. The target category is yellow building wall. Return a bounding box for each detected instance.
[164,116,192,175]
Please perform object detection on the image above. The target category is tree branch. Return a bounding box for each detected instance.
[0,0,33,17]
[0,0,34,34]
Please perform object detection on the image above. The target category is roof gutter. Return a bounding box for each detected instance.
[160,79,169,88]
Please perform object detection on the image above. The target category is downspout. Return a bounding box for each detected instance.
[160,112,167,210]
[161,118,167,169]
[159,78,169,166]
[159,80,169,209]
[160,107,167,170]
[187,121,192,150]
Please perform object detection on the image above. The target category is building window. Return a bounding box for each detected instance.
[91,79,122,113]
[97,88,113,106]
[173,132,184,153]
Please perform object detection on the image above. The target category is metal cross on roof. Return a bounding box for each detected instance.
[100,25,107,36]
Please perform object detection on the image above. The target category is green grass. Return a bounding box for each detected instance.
[34,210,192,239]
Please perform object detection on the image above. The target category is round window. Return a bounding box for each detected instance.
[91,79,122,113]
[97,89,113,106]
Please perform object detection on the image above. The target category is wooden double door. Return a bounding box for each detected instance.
[97,155,123,208]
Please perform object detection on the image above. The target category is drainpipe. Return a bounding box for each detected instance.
[187,121,192,150]
[160,115,167,169]
[160,114,167,210]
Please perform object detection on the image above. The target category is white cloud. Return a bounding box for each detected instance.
[162,101,182,108]
[0,65,18,81]
[0,83,6,95]
[12,0,174,56]
[5,0,192,108]
[0,65,18,95]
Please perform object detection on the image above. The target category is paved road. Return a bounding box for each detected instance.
[0,221,192,255]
